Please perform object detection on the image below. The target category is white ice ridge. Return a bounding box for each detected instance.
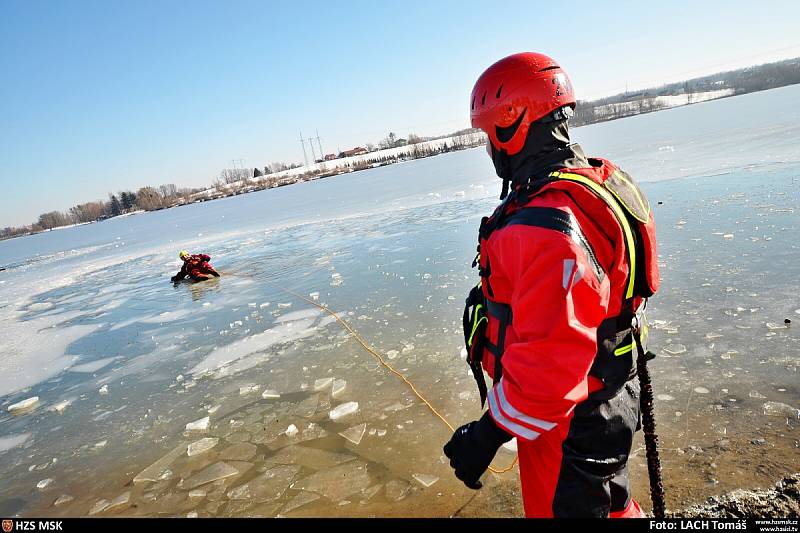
[139,310,194,324]
[188,314,330,377]
[273,308,323,323]
[69,357,121,373]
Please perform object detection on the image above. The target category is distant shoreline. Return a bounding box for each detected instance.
[3,68,799,243]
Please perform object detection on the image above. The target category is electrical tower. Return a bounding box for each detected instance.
[315,129,324,159]
[308,138,317,162]
[300,132,309,167]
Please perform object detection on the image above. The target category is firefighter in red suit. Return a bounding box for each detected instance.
[444,52,660,518]
[171,250,220,282]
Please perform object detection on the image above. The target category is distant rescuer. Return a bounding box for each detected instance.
[171,250,220,282]
[444,52,661,517]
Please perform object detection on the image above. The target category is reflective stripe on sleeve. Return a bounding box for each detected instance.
[488,388,541,442]
[496,378,557,431]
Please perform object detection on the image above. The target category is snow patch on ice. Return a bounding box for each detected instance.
[0,313,94,396]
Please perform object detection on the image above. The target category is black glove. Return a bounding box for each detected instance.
[443,411,511,489]
[170,275,179,282]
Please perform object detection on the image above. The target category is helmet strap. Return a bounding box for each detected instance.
[489,143,513,199]
[499,179,510,200]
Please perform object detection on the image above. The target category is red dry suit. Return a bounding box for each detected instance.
[463,157,659,517]
[173,254,219,282]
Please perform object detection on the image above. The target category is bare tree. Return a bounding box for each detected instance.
[135,186,164,211]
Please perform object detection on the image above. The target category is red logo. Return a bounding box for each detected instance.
[2,519,12,533]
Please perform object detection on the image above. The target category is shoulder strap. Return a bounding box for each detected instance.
[500,207,604,283]
[605,168,651,223]
[549,170,639,300]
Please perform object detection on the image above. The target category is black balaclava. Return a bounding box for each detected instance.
[491,110,589,199]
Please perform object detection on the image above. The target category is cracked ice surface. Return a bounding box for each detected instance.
[3,107,800,517]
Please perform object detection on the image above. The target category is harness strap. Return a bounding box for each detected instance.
[463,285,489,406]
[550,171,638,299]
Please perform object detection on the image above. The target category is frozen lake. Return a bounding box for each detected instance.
[0,85,798,517]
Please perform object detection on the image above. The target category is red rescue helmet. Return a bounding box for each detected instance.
[471,52,576,156]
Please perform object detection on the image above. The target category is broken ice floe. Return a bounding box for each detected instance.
[36,478,54,490]
[694,387,710,394]
[8,396,39,414]
[265,445,355,471]
[183,461,242,489]
[291,461,370,501]
[133,442,185,484]
[230,464,301,503]
[338,423,367,445]
[283,491,320,513]
[412,473,439,488]
[332,379,347,397]
[185,417,210,432]
[385,479,411,501]
[314,377,333,391]
[53,494,74,506]
[98,385,109,395]
[329,402,359,420]
[187,437,219,457]
[89,499,109,515]
[218,442,257,462]
[766,322,788,330]
[762,401,799,419]
[664,344,687,355]
[104,491,131,513]
[285,424,299,437]
[261,389,280,399]
[239,384,260,396]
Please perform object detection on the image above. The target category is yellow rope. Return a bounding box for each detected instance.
[263,278,518,474]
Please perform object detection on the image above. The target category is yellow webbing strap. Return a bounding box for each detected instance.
[468,305,488,347]
[550,171,637,299]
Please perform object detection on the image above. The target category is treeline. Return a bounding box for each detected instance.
[573,57,800,126]
[1,184,201,240]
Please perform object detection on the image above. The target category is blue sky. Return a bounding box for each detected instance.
[1,0,799,227]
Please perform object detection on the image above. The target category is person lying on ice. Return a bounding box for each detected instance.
[171,250,220,282]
